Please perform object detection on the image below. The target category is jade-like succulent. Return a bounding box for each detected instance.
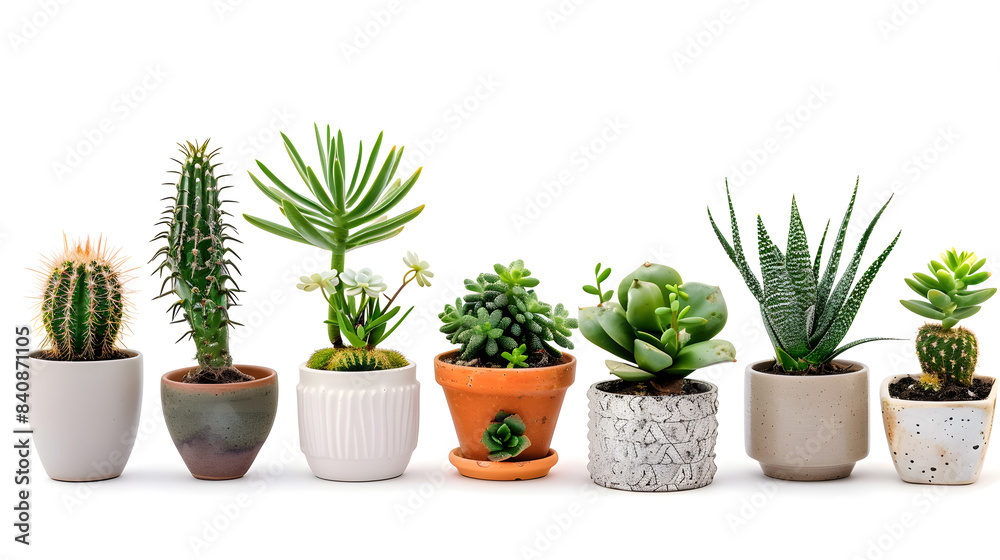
[37,236,130,361]
[481,411,531,461]
[153,140,250,384]
[708,179,900,373]
[244,126,424,348]
[579,262,736,394]
[439,260,577,367]
[901,249,995,388]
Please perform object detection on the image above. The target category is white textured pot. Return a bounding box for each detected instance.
[297,362,419,481]
[28,350,143,482]
[745,359,869,481]
[588,379,719,492]
[881,374,997,485]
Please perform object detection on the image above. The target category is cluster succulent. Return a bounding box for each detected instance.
[708,179,900,373]
[481,411,530,461]
[579,262,736,394]
[37,236,130,361]
[244,125,424,348]
[439,260,577,367]
[901,249,995,388]
[153,140,251,384]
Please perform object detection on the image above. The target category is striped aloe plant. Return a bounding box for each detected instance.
[707,179,901,373]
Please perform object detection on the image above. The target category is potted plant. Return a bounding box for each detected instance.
[882,249,997,484]
[154,140,278,481]
[578,262,736,491]
[244,126,427,482]
[28,236,142,482]
[435,260,578,481]
[708,180,900,480]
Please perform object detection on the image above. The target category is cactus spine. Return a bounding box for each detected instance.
[915,324,978,386]
[38,236,129,361]
[154,140,250,383]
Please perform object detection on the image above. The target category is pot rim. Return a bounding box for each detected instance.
[161,363,276,390]
[28,348,141,363]
[880,373,998,406]
[298,360,416,376]
[588,378,718,398]
[433,349,576,372]
[746,357,868,378]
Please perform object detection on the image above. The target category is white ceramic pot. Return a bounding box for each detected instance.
[297,362,419,481]
[745,359,869,481]
[880,374,997,485]
[28,350,143,482]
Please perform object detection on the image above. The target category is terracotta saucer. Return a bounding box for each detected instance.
[448,447,558,481]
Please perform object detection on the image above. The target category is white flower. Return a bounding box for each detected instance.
[296,270,339,292]
[403,251,434,287]
[340,267,387,297]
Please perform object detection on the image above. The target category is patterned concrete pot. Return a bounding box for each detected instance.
[587,378,719,492]
[745,359,869,481]
[29,350,143,482]
[297,362,419,482]
[161,364,278,480]
[881,374,997,485]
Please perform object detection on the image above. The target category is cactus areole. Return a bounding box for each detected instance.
[154,140,251,384]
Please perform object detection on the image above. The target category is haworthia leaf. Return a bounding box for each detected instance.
[707,182,763,302]
[758,215,809,356]
[813,219,830,281]
[803,231,899,364]
[814,179,858,323]
[786,195,818,333]
[826,337,901,361]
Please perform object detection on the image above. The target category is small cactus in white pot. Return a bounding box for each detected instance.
[882,249,998,484]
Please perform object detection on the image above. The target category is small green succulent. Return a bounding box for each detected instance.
[481,411,531,461]
[501,344,529,368]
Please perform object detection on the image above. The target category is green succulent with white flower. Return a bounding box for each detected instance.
[297,254,433,371]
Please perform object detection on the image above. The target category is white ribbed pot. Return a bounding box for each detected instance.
[745,359,869,481]
[588,378,719,492]
[881,374,997,485]
[28,350,143,482]
[297,362,419,481]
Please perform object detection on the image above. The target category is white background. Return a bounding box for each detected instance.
[3,1,999,559]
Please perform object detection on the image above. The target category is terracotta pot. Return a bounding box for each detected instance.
[28,350,143,482]
[434,350,575,466]
[297,361,419,482]
[745,359,869,481]
[880,374,997,485]
[161,364,278,480]
[588,378,719,492]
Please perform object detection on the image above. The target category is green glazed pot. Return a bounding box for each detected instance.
[161,364,278,480]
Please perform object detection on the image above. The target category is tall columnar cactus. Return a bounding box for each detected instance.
[38,236,130,361]
[153,140,250,384]
[900,249,995,388]
[708,179,900,373]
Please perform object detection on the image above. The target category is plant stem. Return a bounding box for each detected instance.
[383,270,414,311]
[329,251,345,347]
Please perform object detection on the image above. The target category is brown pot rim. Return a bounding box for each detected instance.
[748,358,868,377]
[433,349,576,372]
[161,364,276,391]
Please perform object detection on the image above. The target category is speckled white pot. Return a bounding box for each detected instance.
[297,362,419,482]
[745,359,869,481]
[587,379,719,492]
[880,374,997,485]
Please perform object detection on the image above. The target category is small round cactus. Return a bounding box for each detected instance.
[901,249,995,387]
[307,347,408,371]
[37,236,130,361]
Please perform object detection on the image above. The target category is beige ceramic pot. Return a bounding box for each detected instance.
[745,359,869,481]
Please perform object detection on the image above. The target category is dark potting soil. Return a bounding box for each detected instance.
[32,349,132,361]
[601,379,706,397]
[443,351,559,369]
[753,359,863,376]
[888,376,994,401]
[181,366,255,384]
